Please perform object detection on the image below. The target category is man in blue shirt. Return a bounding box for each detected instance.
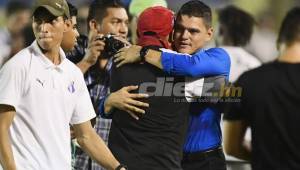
[114,1,230,169]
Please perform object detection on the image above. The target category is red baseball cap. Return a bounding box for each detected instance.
[137,6,174,48]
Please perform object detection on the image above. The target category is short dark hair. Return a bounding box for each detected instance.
[6,1,29,17]
[68,2,78,17]
[87,0,126,24]
[218,6,255,46]
[277,7,300,48]
[176,0,212,28]
[22,25,35,47]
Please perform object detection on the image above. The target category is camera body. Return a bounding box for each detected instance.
[96,34,126,58]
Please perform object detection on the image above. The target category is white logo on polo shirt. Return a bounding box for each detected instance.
[68,81,75,93]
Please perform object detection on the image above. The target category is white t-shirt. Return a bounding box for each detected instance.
[221,46,261,82]
[0,41,96,170]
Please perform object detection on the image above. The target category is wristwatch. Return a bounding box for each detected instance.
[140,46,150,62]
[115,164,128,170]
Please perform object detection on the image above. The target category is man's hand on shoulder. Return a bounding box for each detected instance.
[114,45,142,67]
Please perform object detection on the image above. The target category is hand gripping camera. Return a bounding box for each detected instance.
[96,34,126,58]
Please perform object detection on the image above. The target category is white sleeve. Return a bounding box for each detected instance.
[0,61,24,108]
[70,72,96,125]
[185,77,204,102]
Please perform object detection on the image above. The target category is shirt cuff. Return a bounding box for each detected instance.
[97,96,113,119]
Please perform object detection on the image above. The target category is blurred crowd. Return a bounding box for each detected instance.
[1,0,300,66]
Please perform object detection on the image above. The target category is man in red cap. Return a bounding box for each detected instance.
[106,6,190,170]
[136,6,173,49]
[113,1,231,170]
[101,6,226,170]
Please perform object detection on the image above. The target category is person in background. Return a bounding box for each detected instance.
[59,2,80,169]
[0,1,31,68]
[216,5,261,83]
[246,12,278,63]
[215,5,261,170]
[72,1,134,170]
[61,2,80,52]
[223,7,300,170]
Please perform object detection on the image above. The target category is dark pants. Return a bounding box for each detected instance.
[182,148,226,170]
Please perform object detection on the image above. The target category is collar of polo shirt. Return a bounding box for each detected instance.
[30,40,67,72]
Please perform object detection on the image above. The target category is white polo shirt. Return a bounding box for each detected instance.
[0,41,96,170]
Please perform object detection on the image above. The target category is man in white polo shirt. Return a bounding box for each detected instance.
[0,0,127,170]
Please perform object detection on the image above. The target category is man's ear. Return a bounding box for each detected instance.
[89,19,98,30]
[206,27,214,41]
[88,19,101,41]
[277,43,286,55]
[172,30,176,42]
[168,30,174,43]
[64,19,72,33]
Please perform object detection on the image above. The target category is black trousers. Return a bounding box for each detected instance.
[182,148,226,170]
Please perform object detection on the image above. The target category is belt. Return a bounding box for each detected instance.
[183,147,223,161]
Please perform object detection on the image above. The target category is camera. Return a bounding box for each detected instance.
[96,34,126,58]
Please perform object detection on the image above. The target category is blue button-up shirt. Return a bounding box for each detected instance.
[98,47,230,153]
[161,48,230,153]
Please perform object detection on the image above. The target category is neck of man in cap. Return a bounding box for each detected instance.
[39,43,62,65]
